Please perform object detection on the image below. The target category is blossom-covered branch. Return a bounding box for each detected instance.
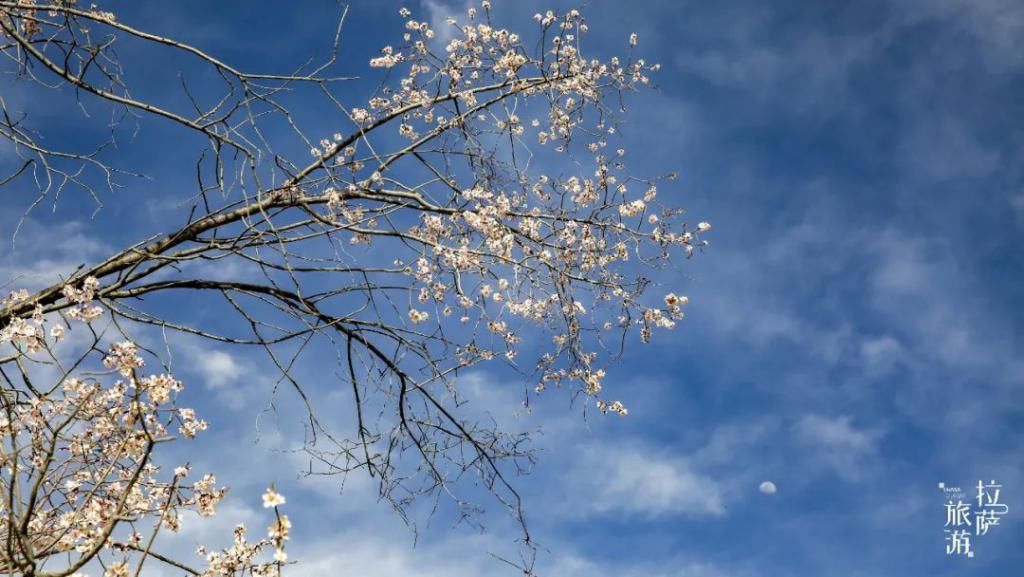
[0,288,290,577]
[0,1,711,567]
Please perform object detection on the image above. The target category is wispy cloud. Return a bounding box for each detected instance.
[898,114,1000,183]
[571,445,725,518]
[0,218,110,291]
[792,415,883,481]
[894,0,1024,69]
[421,0,473,45]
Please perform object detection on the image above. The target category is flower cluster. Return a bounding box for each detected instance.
[63,276,105,321]
[596,399,629,416]
[300,3,713,417]
[197,487,290,577]
[0,289,45,351]
[0,276,110,357]
[0,298,285,576]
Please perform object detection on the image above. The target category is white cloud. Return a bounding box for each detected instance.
[898,114,1000,183]
[793,415,883,481]
[794,415,877,453]
[674,32,875,115]
[293,534,492,577]
[691,208,858,368]
[170,340,256,410]
[290,531,744,577]
[867,230,1014,377]
[547,554,743,577]
[858,335,905,377]
[196,349,242,388]
[575,446,725,518]
[421,0,472,46]
[1010,192,1024,220]
[894,0,1024,69]
[0,219,110,291]
[693,418,782,467]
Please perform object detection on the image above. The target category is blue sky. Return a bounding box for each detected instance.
[2,0,1022,576]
